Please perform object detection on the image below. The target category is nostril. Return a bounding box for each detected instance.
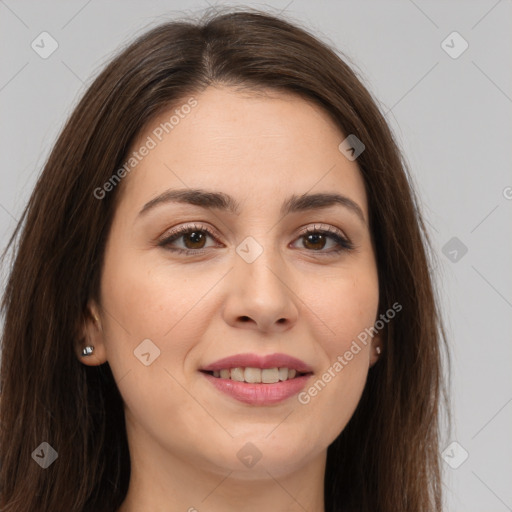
[240,316,251,322]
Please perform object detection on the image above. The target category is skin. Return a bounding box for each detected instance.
[79,86,383,512]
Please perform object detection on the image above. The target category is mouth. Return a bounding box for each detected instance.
[199,353,314,405]
[199,367,312,383]
[199,368,313,406]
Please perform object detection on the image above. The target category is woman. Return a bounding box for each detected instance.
[0,7,449,511]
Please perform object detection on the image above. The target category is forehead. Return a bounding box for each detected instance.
[118,86,368,217]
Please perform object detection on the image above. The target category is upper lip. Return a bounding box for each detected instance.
[200,353,313,373]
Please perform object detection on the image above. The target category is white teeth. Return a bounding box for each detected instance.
[210,367,301,383]
[261,368,279,383]
[230,367,245,382]
[244,367,261,383]
[278,367,288,381]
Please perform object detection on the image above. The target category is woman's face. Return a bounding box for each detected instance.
[85,86,381,479]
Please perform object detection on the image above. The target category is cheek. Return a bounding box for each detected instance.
[307,264,379,354]
[98,251,215,436]
[98,248,228,393]
[295,265,378,432]
[101,248,214,340]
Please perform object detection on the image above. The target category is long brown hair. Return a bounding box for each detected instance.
[0,7,450,511]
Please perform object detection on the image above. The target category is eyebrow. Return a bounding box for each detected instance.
[138,188,366,224]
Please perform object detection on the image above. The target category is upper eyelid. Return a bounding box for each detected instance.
[160,222,347,237]
[160,223,219,241]
[296,223,348,238]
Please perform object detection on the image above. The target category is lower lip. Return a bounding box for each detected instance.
[200,371,312,406]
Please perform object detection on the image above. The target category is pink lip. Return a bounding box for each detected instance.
[200,352,313,373]
[201,372,312,406]
[199,352,314,406]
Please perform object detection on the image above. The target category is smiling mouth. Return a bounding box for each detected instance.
[200,367,311,383]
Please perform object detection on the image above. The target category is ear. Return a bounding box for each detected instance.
[76,301,108,366]
[369,330,384,368]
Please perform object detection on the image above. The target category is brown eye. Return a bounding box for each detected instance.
[182,231,207,249]
[158,224,219,253]
[302,233,327,250]
[292,225,354,255]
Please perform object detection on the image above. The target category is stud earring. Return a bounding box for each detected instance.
[376,346,381,355]
[82,345,94,356]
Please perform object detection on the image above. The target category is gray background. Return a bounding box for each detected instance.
[1,1,511,510]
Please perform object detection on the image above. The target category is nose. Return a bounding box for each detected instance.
[221,245,299,333]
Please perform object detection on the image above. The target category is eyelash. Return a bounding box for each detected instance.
[157,223,354,256]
